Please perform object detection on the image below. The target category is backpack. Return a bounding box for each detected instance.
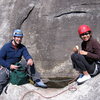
[9,63,29,85]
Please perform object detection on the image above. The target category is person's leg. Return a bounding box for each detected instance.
[71,53,95,83]
[71,53,95,74]
[0,67,9,94]
[27,64,39,80]
[27,64,47,88]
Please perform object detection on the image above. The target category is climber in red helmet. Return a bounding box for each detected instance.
[71,25,100,84]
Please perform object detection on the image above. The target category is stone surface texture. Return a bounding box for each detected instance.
[0,0,100,78]
[0,74,100,100]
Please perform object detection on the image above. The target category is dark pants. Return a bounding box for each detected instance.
[27,64,40,82]
[71,53,95,74]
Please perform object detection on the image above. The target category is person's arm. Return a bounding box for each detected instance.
[22,46,33,66]
[0,45,11,69]
[81,39,100,60]
[87,41,100,60]
[27,59,34,66]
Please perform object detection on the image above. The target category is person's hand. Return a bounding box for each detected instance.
[73,45,79,53]
[10,64,19,70]
[27,59,33,66]
[79,50,88,55]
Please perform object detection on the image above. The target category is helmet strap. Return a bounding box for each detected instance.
[12,39,19,47]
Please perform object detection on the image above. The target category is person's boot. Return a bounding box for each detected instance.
[77,74,91,84]
[35,79,47,88]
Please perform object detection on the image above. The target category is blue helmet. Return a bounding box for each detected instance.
[13,29,23,37]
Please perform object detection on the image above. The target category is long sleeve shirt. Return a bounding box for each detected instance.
[0,41,32,69]
[81,37,100,63]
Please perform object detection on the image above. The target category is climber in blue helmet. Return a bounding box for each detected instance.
[0,29,47,94]
[13,29,23,37]
[12,29,23,45]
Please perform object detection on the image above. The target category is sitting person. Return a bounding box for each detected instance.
[0,29,47,94]
[71,25,100,84]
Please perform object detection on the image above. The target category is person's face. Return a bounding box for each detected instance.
[80,32,91,41]
[13,36,23,45]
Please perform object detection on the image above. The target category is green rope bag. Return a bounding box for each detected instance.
[9,63,29,85]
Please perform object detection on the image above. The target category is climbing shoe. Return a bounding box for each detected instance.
[77,75,91,84]
[35,79,47,88]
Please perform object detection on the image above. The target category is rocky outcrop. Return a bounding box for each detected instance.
[0,0,100,99]
[0,0,100,78]
[0,74,100,100]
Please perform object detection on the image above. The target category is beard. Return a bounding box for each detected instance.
[13,39,21,46]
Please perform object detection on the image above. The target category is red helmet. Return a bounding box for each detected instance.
[78,25,91,35]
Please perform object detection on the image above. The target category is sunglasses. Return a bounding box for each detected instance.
[80,31,91,36]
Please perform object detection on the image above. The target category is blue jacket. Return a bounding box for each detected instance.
[0,41,32,70]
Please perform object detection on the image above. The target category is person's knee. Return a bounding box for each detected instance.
[71,53,75,59]
[72,53,84,59]
[71,53,79,60]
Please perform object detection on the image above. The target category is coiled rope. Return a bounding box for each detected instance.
[20,76,77,100]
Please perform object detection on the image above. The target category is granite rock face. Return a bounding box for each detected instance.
[0,74,100,100]
[0,0,100,78]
